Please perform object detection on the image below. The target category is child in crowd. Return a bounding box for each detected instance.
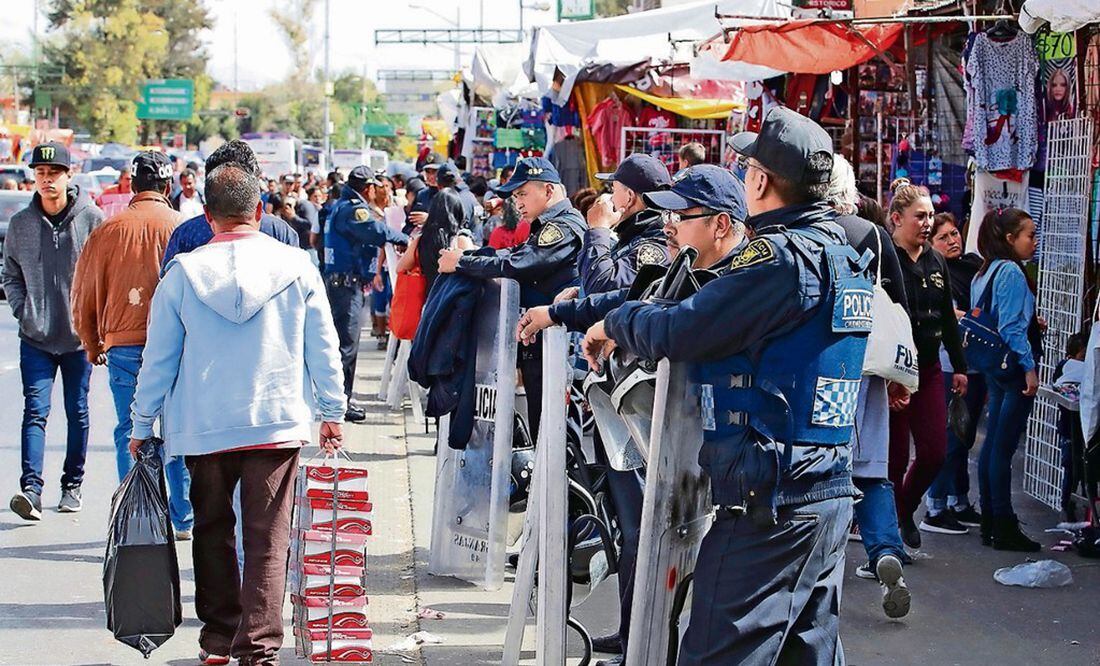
[1054,333,1088,522]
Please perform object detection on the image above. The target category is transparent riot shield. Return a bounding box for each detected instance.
[378,243,402,399]
[427,278,520,590]
[502,326,570,665]
[628,360,712,665]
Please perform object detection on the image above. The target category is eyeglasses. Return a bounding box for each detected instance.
[736,155,769,174]
[660,209,715,226]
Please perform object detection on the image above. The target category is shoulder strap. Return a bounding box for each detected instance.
[873,227,883,284]
[976,262,1006,312]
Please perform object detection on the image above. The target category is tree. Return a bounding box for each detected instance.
[595,0,632,18]
[269,0,318,87]
[44,0,170,142]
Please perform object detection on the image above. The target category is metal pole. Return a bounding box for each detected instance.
[454,6,461,73]
[323,0,332,162]
[234,7,239,92]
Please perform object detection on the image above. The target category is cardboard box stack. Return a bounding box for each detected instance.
[291,464,373,663]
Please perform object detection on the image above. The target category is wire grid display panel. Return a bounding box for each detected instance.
[619,127,728,177]
[1024,117,1095,509]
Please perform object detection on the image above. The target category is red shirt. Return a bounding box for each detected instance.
[489,220,531,250]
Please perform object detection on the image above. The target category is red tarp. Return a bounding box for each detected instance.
[719,21,905,74]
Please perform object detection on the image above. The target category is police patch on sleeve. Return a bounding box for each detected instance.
[636,242,665,268]
[354,207,370,222]
[537,222,565,247]
[728,238,775,270]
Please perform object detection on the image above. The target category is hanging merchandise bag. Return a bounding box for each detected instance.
[1080,298,1100,443]
[103,438,182,658]
[862,231,920,392]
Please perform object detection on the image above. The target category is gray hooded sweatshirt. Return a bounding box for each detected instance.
[2,184,104,354]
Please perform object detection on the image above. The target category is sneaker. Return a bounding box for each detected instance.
[198,649,230,665]
[591,632,622,655]
[855,562,877,580]
[876,554,911,619]
[920,511,968,535]
[10,489,42,521]
[951,505,982,527]
[848,524,862,542]
[345,406,367,423]
[900,514,921,550]
[992,515,1042,552]
[175,529,193,541]
[57,486,82,513]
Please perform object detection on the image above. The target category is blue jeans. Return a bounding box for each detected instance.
[18,341,91,494]
[978,371,1035,518]
[853,477,906,567]
[928,372,987,513]
[107,345,193,532]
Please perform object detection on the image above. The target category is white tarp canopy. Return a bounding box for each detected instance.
[1019,0,1100,34]
[530,0,790,105]
[470,43,540,105]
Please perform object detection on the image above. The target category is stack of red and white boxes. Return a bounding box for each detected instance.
[291,463,373,663]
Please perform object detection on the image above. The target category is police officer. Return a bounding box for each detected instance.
[518,165,749,343]
[437,156,585,442]
[408,153,445,226]
[583,107,870,664]
[577,153,672,297]
[324,165,408,422]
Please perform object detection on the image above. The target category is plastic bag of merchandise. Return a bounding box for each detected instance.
[103,438,182,657]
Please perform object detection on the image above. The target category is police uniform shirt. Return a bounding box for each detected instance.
[455,198,585,306]
[325,185,408,276]
[579,208,670,296]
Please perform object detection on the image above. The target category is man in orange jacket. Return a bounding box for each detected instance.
[71,150,194,539]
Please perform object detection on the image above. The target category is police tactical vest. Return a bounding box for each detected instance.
[695,225,872,451]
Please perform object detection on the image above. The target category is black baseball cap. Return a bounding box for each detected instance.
[596,154,671,195]
[728,106,834,185]
[130,151,173,183]
[29,142,70,170]
[347,165,380,190]
[495,157,561,196]
[644,165,746,220]
[437,162,461,185]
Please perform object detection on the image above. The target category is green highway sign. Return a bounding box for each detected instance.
[363,123,396,137]
[136,79,194,121]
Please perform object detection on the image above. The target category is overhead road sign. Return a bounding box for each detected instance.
[136,79,194,121]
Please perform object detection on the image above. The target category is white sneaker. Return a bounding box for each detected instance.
[175,529,193,541]
[876,554,911,619]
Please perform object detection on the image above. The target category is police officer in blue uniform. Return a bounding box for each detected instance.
[438,156,585,442]
[324,165,408,422]
[408,153,445,226]
[583,107,871,664]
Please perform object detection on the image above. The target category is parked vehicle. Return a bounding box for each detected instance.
[0,190,34,298]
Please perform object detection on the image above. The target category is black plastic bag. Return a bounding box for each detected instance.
[103,438,182,658]
[948,392,971,443]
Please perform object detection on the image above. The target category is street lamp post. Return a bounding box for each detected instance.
[408,3,462,72]
[322,0,332,165]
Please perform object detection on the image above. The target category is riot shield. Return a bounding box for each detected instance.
[378,243,402,399]
[628,360,712,665]
[427,278,520,590]
[502,326,570,665]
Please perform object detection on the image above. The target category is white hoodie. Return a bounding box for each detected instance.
[130,231,346,457]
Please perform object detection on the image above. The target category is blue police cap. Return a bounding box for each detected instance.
[728,106,834,185]
[643,164,746,221]
[495,157,561,196]
[347,165,380,190]
[595,153,671,195]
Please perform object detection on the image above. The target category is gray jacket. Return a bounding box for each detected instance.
[2,185,104,354]
[851,375,890,479]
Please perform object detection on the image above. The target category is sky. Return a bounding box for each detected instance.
[0,0,559,91]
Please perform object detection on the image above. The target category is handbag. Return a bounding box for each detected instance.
[959,263,1019,380]
[390,246,427,341]
[1079,297,1100,443]
[861,230,920,392]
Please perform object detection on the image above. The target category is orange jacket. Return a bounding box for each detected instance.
[71,191,180,356]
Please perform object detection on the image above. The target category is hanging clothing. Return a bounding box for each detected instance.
[542,96,581,127]
[548,135,588,196]
[965,170,1031,253]
[637,106,676,147]
[965,32,1040,172]
[585,95,635,168]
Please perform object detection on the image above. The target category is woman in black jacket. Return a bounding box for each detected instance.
[887,179,968,549]
[924,212,986,533]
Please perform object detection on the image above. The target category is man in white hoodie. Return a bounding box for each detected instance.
[128,163,346,665]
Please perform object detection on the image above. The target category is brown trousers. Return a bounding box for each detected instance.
[186,448,299,665]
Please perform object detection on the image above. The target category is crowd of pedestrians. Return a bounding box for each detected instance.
[0,109,1065,663]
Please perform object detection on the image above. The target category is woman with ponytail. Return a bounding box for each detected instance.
[970,207,1042,551]
[887,179,969,549]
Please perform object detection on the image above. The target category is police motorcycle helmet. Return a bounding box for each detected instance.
[508,413,534,513]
